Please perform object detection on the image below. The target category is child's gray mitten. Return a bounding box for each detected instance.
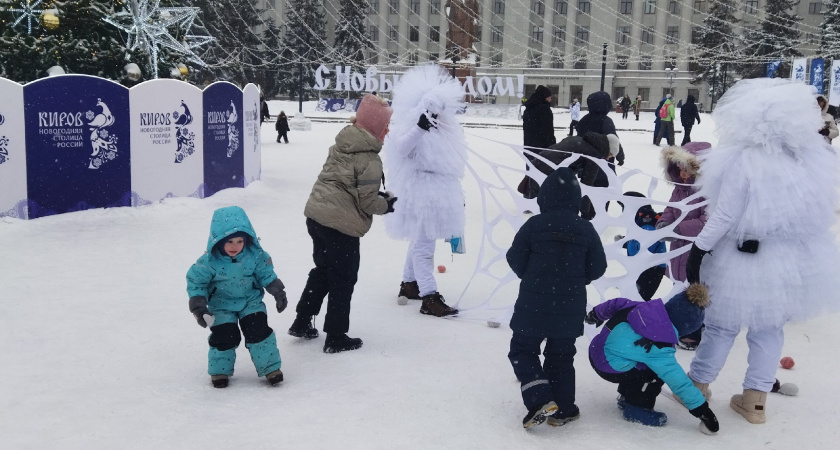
[266,279,288,313]
[189,296,215,328]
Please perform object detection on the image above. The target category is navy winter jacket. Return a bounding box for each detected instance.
[680,95,701,127]
[522,93,556,150]
[507,168,608,338]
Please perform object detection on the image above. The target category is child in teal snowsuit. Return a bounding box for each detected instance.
[186,206,288,388]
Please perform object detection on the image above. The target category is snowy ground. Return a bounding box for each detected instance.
[3,106,840,449]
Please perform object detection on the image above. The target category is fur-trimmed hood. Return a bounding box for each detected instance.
[660,142,709,183]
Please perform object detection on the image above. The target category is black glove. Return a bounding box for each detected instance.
[189,296,214,328]
[819,127,830,136]
[685,243,709,284]
[386,196,398,213]
[265,279,288,314]
[584,310,604,327]
[697,119,701,124]
[617,159,624,166]
[417,112,438,131]
[689,401,719,433]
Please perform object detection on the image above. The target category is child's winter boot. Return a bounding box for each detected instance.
[266,369,284,386]
[288,315,319,339]
[323,333,363,353]
[397,281,421,305]
[546,405,580,427]
[211,374,229,388]
[522,401,559,428]
[730,389,767,424]
[623,403,668,427]
[419,292,458,317]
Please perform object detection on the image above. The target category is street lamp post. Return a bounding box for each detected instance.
[451,54,460,79]
[665,67,677,98]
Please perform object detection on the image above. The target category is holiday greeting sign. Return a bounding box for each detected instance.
[242,83,261,187]
[23,75,132,219]
[202,82,244,197]
[129,79,205,204]
[0,78,27,218]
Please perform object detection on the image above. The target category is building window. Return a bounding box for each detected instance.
[665,56,677,69]
[408,52,418,65]
[476,26,482,42]
[688,58,700,72]
[494,0,505,14]
[616,26,631,44]
[491,26,504,43]
[641,27,654,44]
[430,26,440,43]
[369,25,379,42]
[389,52,399,63]
[688,88,699,100]
[616,56,629,69]
[554,26,566,44]
[556,0,568,14]
[389,0,399,15]
[369,52,379,64]
[744,0,758,13]
[367,0,379,14]
[529,52,543,68]
[409,26,419,42]
[574,57,587,69]
[551,53,564,68]
[693,0,706,11]
[644,0,656,13]
[533,0,546,14]
[531,26,544,43]
[666,26,679,43]
[389,26,398,41]
[809,2,822,13]
[491,53,503,66]
[669,0,679,13]
[637,87,649,102]
[410,0,420,14]
[578,0,591,13]
[620,0,632,14]
[640,57,652,70]
[806,32,819,44]
[430,0,441,14]
[691,26,702,44]
[429,53,439,61]
[575,26,589,45]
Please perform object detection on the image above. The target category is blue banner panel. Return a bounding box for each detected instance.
[24,76,131,219]
[203,82,244,197]
[811,58,825,92]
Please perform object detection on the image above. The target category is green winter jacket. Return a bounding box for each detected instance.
[186,206,278,311]
[304,125,390,237]
[661,99,675,122]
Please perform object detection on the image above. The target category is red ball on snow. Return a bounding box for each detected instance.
[437,265,446,273]
[780,357,795,369]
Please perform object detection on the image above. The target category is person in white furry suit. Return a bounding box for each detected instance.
[684,79,840,425]
[382,64,467,318]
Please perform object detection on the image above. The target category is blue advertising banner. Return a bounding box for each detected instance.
[23,75,131,219]
[811,58,825,92]
[203,82,244,197]
[766,60,782,78]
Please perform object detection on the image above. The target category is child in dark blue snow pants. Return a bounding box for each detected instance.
[186,206,288,388]
[506,168,608,428]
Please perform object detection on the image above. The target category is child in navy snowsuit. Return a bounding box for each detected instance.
[506,167,608,428]
[586,284,719,433]
[186,206,288,388]
[621,192,667,301]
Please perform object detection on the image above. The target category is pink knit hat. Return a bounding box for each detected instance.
[351,94,393,142]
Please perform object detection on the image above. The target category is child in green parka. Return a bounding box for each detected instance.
[186,206,287,388]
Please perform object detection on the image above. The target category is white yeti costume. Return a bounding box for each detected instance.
[687,79,840,394]
[382,64,467,297]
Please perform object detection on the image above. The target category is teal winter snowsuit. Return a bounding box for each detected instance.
[187,206,282,377]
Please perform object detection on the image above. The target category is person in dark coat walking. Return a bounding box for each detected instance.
[275,111,290,143]
[520,85,556,199]
[576,91,624,198]
[260,98,270,125]
[620,95,632,119]
[680,95,701,145]
[506,167,608,428]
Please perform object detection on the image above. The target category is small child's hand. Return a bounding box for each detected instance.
[189,296,213,328]
[265,279,288,314]
[584,310,604,327]
[274,290,288,314]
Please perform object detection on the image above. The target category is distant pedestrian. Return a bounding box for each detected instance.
[275,111,290,143]
[654,94,675,146]
[620,95,631,119]
[680,95,701,145]
[568,98,581,136]
[633,95,642,121]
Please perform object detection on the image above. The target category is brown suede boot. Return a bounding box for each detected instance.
[420,292,458,317]
[397,281,421,305]
[675,380,711,407]
[730,389,767,424]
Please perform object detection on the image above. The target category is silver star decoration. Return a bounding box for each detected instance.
[104,0,214,79]
[9,0,45,35]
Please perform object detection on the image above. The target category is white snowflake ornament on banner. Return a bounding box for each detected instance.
[9,0,45,35]
[104,0,214,79]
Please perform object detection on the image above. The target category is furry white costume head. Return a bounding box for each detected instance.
[390,63,465,134]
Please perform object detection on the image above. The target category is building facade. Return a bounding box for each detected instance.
[262,0,827,110]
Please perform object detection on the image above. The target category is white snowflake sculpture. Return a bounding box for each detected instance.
[104,0,214,79]
[9,0,45,35]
